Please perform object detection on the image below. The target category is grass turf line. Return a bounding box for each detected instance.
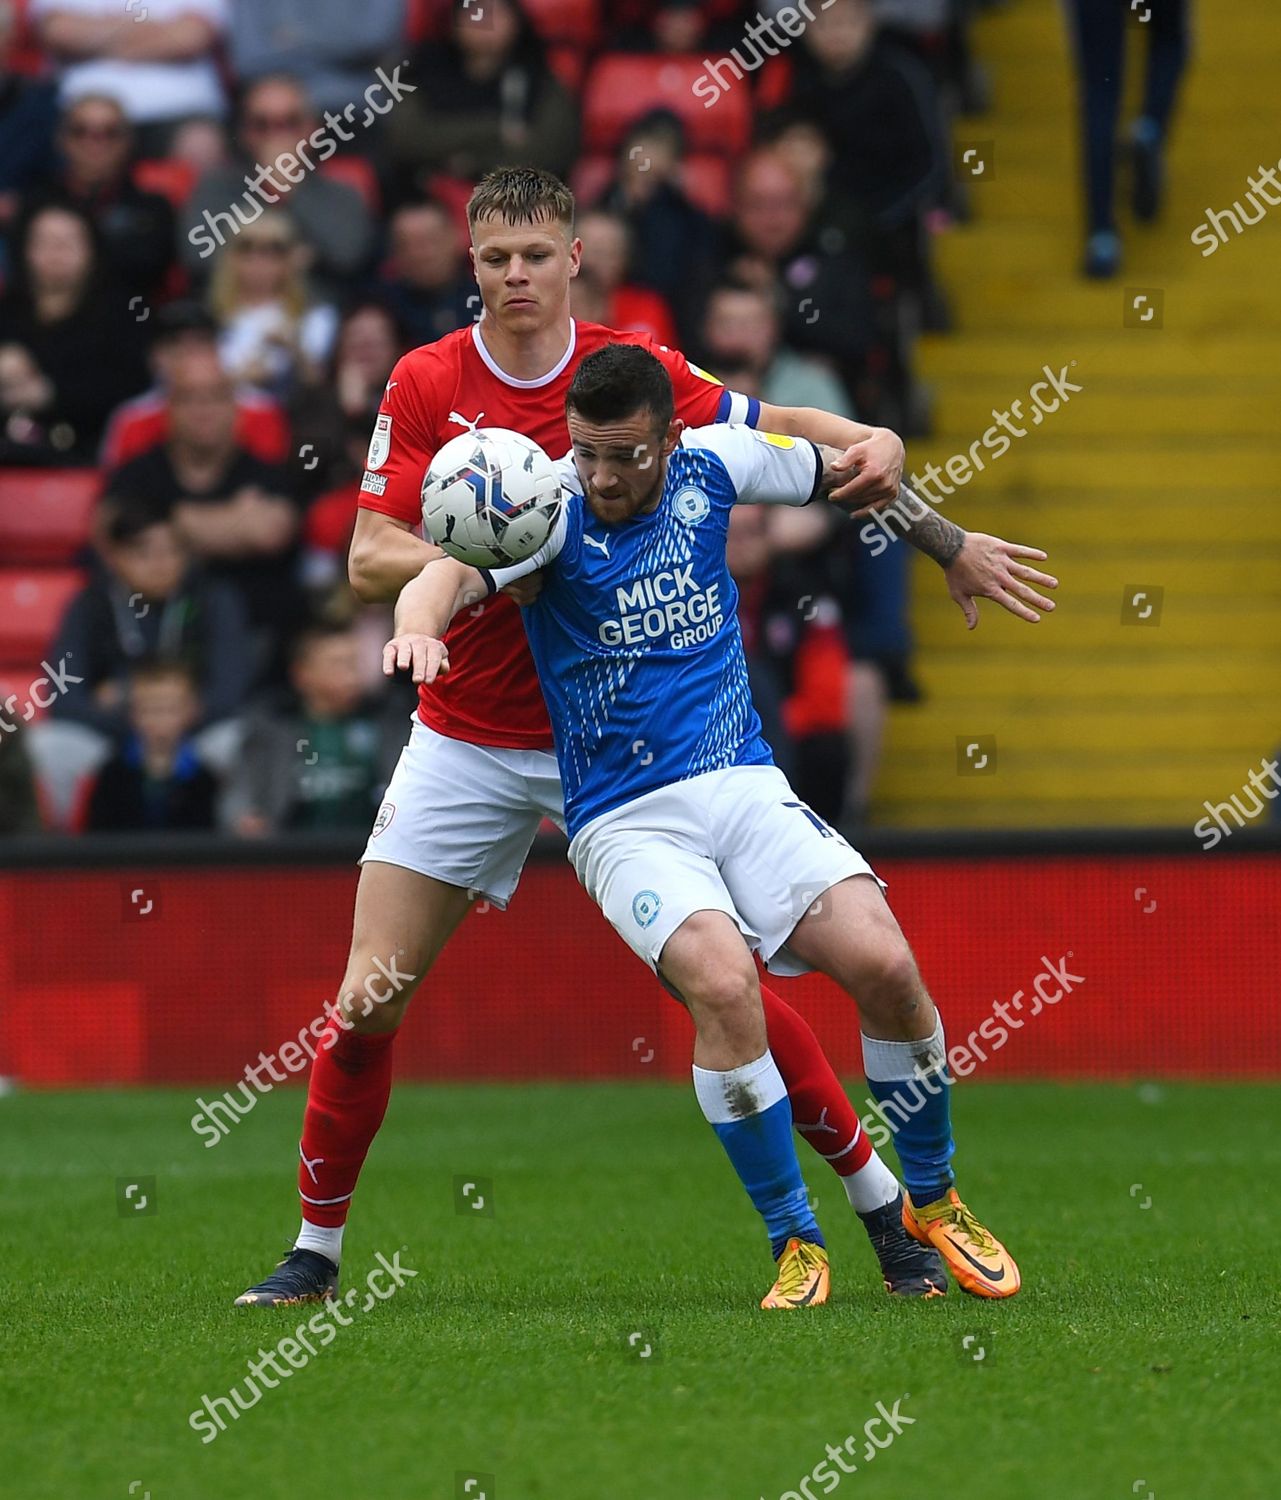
[1,1082,1276,1500]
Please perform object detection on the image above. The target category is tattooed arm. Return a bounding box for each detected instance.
[871,484,1059,630]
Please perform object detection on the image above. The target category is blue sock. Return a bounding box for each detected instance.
[692,1051,822,1260]
[862,1021,955,1206]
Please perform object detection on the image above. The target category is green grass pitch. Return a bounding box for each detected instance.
[2,1081,1277,1499]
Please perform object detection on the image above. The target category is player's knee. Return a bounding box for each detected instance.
[337,947,424,1033]
[858,942,925,1024]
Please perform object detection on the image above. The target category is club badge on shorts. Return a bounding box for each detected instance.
[371,801,396,837]
[632,890,662,928]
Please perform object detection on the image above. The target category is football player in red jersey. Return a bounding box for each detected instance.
[236,168,1053,1308]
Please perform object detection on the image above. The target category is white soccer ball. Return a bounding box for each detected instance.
[421,427,563,569]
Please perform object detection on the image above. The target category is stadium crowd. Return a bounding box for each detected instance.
[0,0,988,838]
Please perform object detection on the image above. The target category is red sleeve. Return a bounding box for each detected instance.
[356,348,441,525]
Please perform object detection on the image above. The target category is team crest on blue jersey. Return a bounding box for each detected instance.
[632,890,662,928]
[672,486,710,526]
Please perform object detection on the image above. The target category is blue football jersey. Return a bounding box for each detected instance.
[488,425,823,838]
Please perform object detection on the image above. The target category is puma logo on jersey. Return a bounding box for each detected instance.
[448,409,486,432]
[583,534,610,558]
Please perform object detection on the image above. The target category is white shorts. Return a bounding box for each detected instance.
[567,763,882,976]
[361,718,564,907]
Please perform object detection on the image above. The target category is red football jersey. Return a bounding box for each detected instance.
[358,320,758,749]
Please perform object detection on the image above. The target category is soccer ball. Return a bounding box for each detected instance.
[421,427,563,569]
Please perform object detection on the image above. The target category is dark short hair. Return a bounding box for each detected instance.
[565,343,674,432]
[105,502,173,547]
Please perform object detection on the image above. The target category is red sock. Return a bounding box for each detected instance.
[297,1015,397,1227]
[760,984,873,1178]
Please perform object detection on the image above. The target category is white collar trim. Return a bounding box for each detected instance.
[471,319,577,388]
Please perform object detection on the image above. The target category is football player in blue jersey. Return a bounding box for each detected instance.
[387,343,1057,1307]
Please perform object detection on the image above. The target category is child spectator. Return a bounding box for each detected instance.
[225,623,401,835]
[85,660,218,831]
[49,502,254,740]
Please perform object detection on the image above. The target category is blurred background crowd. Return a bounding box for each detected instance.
[0,0,1034,838]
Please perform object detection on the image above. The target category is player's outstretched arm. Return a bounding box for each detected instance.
[382,558,489,685]
[756,402,904,510]
[812,449,1059,630]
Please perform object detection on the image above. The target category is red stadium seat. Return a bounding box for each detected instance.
[0,469,100,565]
[0,569,84,668]
[4,0,46,76]
[523,0,600,47]
[581,54,753,157]
[547,44,588,93]
[320,155,382,214]
[133,158,199,210]
[572,152,733,218]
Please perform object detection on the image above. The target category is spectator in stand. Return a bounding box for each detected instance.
[298,404,381,592]
[100,301,289,469]
[0,721,42,834]
[576,208,677,345]
[104,345,303,671]
[595,110,718,332]
[0,201,149,462]
[0,4,60,222]
[49,501,254,741]
[698,279,856,416]
[568,264,609,326]
[228,0,406,119]
[386,0,578,195]
[699,283,914,824]
[225,622,401,836]
[1064,0,1192,278]
[181,75,374,290]
[85,659,218,831]
[31,0,228,144]
[605,0,744,52]
[291,299,404,548]
[17,93,176,301]
[709,148,873,398]
[776,0,949,322]
[376,202,476,349]
[207,209,338,398]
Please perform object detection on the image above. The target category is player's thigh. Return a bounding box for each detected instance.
[785,872,923,1005]
[657,908,760,1015]
[339,861,473,1030]
[364,720,550,908]
[568,798,754,975]
[709,764,882,977]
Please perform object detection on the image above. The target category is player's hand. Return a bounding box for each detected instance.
[945,535,1058,629]
[826,428,905,513]
[382,633,451,684]
[501,571,544,606]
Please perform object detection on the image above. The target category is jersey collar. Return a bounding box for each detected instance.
[470,319,578,388]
